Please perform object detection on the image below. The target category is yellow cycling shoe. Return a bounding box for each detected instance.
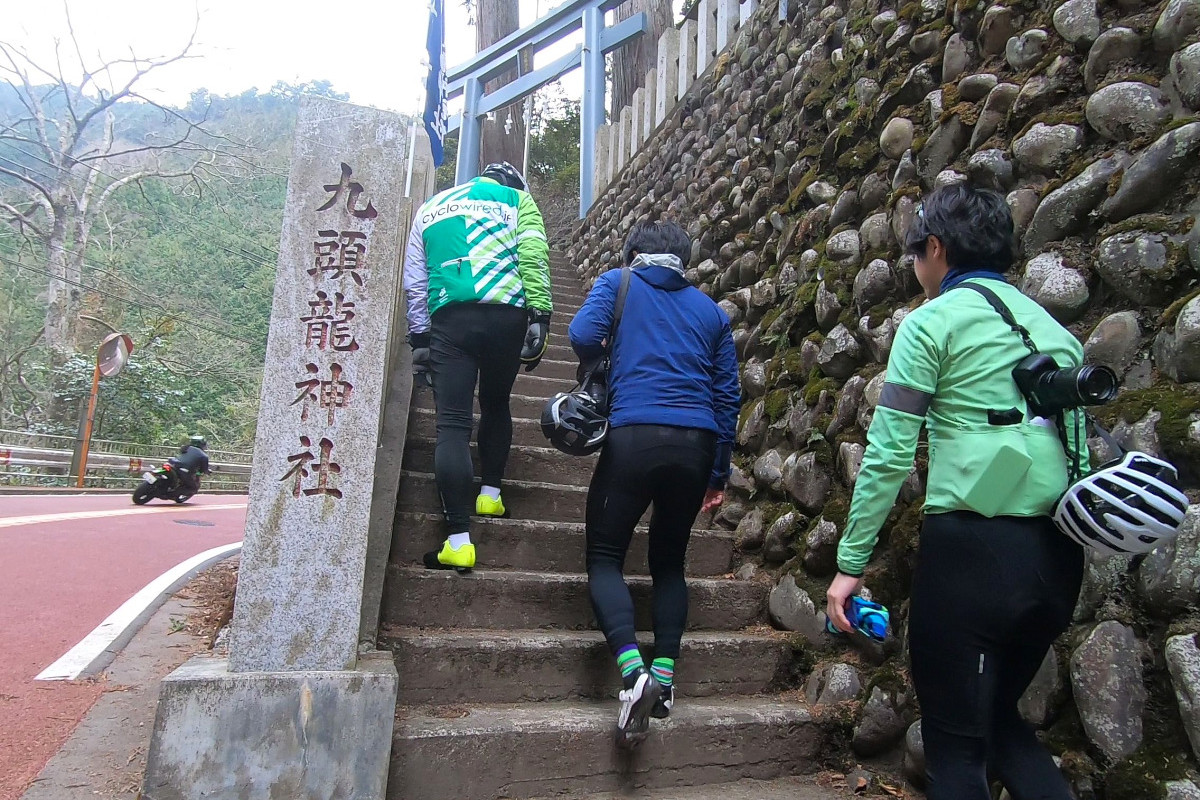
[423,540,476,574]
[476,493,507,517]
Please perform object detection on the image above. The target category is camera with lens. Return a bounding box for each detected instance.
[1012,354,1118,418]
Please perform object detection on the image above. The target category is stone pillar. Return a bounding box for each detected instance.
[594,123,612,202]
[643,69,658,141]
[606,118,620,186]
[679,19,699,98]
[717,0,740,51]
[361,128,435,647]
[143,96,410,800]
[656,29,681,125]
[697,0,719,73]
[630,88,646,155]
[742,0,758,25]
[617,106,634,170]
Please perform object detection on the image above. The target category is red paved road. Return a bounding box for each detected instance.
[0,493,247,800]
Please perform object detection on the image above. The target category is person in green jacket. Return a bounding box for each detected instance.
[403,161,553,572]
[825,183,1087,799]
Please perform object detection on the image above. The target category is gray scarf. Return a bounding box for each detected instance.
[630,252,685,276]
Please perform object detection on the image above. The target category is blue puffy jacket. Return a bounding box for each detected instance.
[568,259,741,488]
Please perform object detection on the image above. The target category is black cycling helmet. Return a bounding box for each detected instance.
[541,391,608,456]
[481,161,528,192]
[189,435,207,450]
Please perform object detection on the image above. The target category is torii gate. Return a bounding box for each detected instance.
[446,0,647,217]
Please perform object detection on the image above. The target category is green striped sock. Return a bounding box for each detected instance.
[616,645,644,678]
[651,658,674,686]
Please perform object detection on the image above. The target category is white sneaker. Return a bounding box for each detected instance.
[615,669,662,749]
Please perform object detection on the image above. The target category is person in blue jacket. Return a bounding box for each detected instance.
[568,220,740,748]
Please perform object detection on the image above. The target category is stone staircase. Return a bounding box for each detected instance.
[380,256,838,799]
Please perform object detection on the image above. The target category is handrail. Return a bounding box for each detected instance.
[0,428,252,463]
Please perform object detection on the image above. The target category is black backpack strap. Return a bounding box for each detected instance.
[953,281,1040,355]
[606,267,632,356]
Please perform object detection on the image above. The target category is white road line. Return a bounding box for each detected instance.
[35,541,243,681]
[0,503,247,529]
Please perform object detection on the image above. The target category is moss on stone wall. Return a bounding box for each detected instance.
[764,388,792,422]
[1094,382,1200,469]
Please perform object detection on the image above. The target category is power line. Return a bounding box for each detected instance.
[0,209,271,338]
[0,156,283,325]
[0,254,263,348]
[0,141,282,261]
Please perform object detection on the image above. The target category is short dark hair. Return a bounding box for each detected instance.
[622,220,692,266]
[904,183,1015,273]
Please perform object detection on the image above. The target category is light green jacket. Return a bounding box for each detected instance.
[837,279,1089,576]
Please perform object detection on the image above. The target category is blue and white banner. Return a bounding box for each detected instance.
[423,0,448,166]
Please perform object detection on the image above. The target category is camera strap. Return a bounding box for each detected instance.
[952,282,1040,355]
[576,267,632,413]
[951,281,1085,481]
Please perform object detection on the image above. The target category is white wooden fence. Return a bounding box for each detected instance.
[591,0,764,206]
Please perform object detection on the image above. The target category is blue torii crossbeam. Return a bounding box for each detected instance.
[445,0,647,217]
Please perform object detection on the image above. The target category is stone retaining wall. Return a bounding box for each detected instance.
[570,0,1200,793]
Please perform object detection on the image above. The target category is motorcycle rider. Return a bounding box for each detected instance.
[402,161,553,572]
[169,435,210,500]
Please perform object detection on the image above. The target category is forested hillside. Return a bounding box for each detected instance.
[0,82,335,449]
[0,78,580,451]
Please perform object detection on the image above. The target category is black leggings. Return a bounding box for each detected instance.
[429,303,528,532]
[585,424,715,659]
[910,511,1084,800]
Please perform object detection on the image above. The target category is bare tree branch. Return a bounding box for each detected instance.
[0,164,55,206]
[2,329,45,370]
[67,19,200,155]
[0,200,48,239]
[0,44,60,165]
[94,163,208,211]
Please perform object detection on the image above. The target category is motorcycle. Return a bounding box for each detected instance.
[132,461,198,505]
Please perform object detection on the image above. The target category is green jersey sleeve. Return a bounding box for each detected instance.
[836,311,940,576]
[515,191,552,314]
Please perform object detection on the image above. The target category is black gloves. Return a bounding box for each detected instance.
[409,331,432,387]
[520,309,551,372]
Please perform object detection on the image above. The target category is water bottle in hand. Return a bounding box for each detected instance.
[826,596,890,641]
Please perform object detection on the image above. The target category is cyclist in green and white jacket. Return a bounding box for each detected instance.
[403,161,553,572]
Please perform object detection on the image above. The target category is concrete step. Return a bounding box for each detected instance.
[397,470,589,521]
[409,408,555,451]
[381,629,792,705]
[527,777,846,800]
[412,387,551,419]
[529,358,577,381]
[388,698,826,800]
[389,512,734,576]
[511,370,576,397]
[402,438,595,487]
[545,343,577,362]
[380,568,766,631]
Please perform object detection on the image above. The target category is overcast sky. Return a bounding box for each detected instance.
[3,0,594,116]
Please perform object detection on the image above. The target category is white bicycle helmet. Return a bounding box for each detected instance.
[1053,450,1190,555]
[541,391,608,456]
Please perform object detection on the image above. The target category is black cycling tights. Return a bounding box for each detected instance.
[586,424,715,660]
[910,511,1084,800]
[430,303,528,532]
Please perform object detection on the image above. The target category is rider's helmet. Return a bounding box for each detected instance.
[1053,450,1190,555]
[481,161,529,192]
[189,435,208,450]
[541,391,608,456]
